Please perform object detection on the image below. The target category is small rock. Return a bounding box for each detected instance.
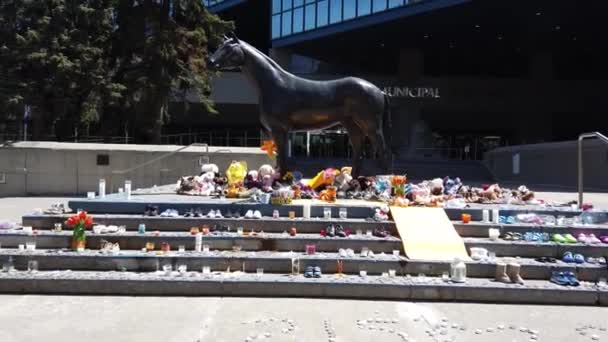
[379,326,385,331]
[374,310,380,314]
[413,317,421,322]
[451,323,459,329]
[369,325,376,330]
[441,322,448,328]
[269,318,275,322]
[328,338,336,342]
[520,327,529,333]
[580,331,588,336]
[281,329,288,334]
[368,318,375,323]
[441,317,449,322]
[287,320,294,325]
[591,335,600,340]
[428,332,435,337]
[600,327,607,331]
[376,318,382,323]
[497,324,505,330]
[487,328,494,333]
[392,319,399,324]
[440,329,448,335]
[509,325,517,330]
[241,321,248,325]
[475,329,483,334]
[530,335,538,340]
[389,329,395,333]
[577,327,585,331]
[264,332,271,338]
[590,325,596,329]
[245,338,252,342]
[460,326,466,331]
[530,330,539,335]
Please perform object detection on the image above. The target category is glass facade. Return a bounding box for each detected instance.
[203,0,230,7]
[272,0,413,39]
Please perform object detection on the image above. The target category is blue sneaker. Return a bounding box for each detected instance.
[562,251,575,263]
[550,271,570,286]
[573,253,585,264]
[564,271,580,286]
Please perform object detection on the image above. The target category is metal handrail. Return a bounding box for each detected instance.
[111,143,209,175]
[578,132,608,208]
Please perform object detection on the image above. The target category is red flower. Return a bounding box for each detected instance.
[84,216,93,227]
[66,216,77,227]
[320,229,326,237]
[78,211,88,220]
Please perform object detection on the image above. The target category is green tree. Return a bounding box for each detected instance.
[0,0,119,140]
[111,0,232,143]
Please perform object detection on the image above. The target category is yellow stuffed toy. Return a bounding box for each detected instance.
[225,161,247,198]
[308,168,340,191]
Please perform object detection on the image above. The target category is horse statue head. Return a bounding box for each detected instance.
[207,33,245,71]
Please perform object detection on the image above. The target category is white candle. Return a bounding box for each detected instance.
[125,180,132,200]
[195,233,202,252]
[302,204,311,219]
[99,179,106,198]
[492,209,500,224]
[482,210,490,223]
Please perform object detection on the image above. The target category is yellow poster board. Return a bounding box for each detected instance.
[390,206,469,261]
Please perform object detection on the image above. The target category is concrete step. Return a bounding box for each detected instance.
[2,249,606,281]
[0,230,403,253]
[0,270,604,306]
[22,214,395,234]
[453,221,608,237]
[464,237,608,258]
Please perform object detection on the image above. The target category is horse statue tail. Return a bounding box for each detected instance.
[382,92,393,163]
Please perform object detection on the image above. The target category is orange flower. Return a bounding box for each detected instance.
[261,140,277,158]
[392,175,406,186]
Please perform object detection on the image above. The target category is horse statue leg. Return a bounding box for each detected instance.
[342,121,364,178]
[273,130,290,176]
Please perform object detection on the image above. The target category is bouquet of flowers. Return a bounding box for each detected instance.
[65,211,93,250]
[391,175,407,197]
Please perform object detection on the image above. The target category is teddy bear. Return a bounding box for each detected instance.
[197,171,215,196]
[258,164,276,192]
[319,185,337,203]
[244,170,261,189]
[201,163,219,177]
[334,167,353,192]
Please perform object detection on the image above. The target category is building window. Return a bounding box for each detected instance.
[272,14,281,38]
[388,0,404,8]
[293,7,304,33]
[317,0,329,27]
[294,0,304,6]
[329,0,342,24]
[283,0,292,11]
[305,4,316,30]
[372,0,387,12]
[358,0,371,16]
[344,0,356,20]
[282,11,292,36]
[272,0,282,14]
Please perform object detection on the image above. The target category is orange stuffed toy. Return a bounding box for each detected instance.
[319,186,337,203]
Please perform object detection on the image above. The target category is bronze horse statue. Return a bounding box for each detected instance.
[208,34,392,177]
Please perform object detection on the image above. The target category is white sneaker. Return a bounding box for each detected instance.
[253,210,262,219]
[169,209,179,217]
[207,210,216,218]
[338,248,347,257]
[214,210,223,218]
[245,210,254,219]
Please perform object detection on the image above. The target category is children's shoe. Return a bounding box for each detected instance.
[562,251,575,263]
[563,234,578,244]
[587,234,602,244]
[335,225,346,238]
[577,233,588,243]
[313,266,322,278]
[244,210,254,219]
[573,253,585,264]
[552,234,566,243]
[550,271,570,286]
[564,271,580,286]
[207,210,216,218]
[214,210,224,218]
[253,210,262,219]
[507,263,524,285]
[304,266,314,278]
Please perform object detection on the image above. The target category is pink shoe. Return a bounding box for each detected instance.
[577,233,588,243]
[601,236,608,244]
[587,234,602,244]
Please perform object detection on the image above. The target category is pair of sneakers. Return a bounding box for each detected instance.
[160,209,179,217]
[244,210,262,219]
[562,251,585,264]
[144,205,159,216]
[304,266,322,278]
[578,233,602,244]
[552,233,577,244]
[550,271,580,286]
[325,224,346,238]
[206,210,223,218]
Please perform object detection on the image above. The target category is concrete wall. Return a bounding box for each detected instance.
[484,139,608,190]
[0,142,269,196]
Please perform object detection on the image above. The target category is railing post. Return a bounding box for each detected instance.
[578,135,584,208]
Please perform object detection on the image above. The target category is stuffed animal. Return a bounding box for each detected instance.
[308,168,339,191]
[334,167,353,192]
[258,164,276,192]
[177,176,198,193]
[319,186,337,203]
[430,178,444,196]
[197,172,215,196]
[244,170,261,189]
[357,176,375,192]
[373,206,390,221]
[201,163,219,176]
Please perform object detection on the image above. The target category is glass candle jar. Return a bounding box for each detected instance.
[339,208,348,220]
[492,209,500,224]
[461,213,471,224]
[482,209,490,223]
[27,260,38,273]
[302,204,311,219]
[124,180,132,200]
[288,211,296,219]
[323,207,332,220]
[305,244,316,255]
[273,210,280,219]
[98,179,106,198]
[450,258,467,283]
[53,223,63,232]
[195,233,202,252]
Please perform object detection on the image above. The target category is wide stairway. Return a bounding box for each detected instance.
[3,199,607,305]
